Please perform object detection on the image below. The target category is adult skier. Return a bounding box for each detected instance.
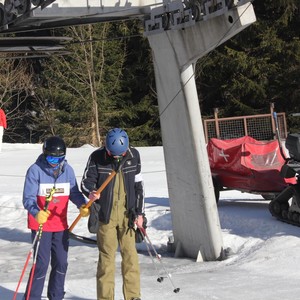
[81,128,144,300]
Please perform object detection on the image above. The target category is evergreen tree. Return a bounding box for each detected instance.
[31,21,160,146]
[196,0,300,131]
[32,23,128,146]
[3,1,299,144]
[115,21,160,146]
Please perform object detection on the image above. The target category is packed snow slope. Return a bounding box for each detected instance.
[1,143,300,300]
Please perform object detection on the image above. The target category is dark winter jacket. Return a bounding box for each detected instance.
[81,146,144,224]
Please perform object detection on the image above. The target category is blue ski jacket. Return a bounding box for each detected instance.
[23,154,86,232]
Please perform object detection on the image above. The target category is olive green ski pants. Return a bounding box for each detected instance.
[96,171,141,300]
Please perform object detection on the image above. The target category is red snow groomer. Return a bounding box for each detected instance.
[268,133,300,226]
[207,136,296,203]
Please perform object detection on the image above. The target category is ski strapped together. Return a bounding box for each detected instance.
[268,112,300,226]
[13,186,56,300]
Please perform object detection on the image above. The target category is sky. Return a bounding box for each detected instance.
[1,142,300,300]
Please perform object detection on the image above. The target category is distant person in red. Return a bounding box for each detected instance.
[0,108,7,152]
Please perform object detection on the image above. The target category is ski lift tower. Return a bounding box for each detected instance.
[0,0,256,261]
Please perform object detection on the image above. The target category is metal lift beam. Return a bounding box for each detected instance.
[0,0,256,261]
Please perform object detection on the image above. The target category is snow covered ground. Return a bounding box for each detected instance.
[1,143,300,300]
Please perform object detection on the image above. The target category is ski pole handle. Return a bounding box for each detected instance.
[272,111,287,160]
[44,187,56,211]
[137,224,146,235]
[69,170,116,232]
[38,187,56,233]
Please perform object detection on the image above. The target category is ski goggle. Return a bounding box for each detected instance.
[46,155,65,165]
[107,150,126,158]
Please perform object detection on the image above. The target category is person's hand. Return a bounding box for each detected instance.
[79,204,90,217]
[35,210,50,224]
[135,215,144,229]
[89,191,100,201]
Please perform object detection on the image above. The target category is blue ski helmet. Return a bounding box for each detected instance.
[105,128,129,156]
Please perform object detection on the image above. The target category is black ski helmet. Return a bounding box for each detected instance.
[105,128,129,156]
[43,136,66,157]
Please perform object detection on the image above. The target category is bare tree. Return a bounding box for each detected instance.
[39,23,127,147]
[0,58,34,142]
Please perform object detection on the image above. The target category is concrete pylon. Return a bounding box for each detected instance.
[146,2,256,260]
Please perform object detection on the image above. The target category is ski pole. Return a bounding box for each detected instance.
[26,230,42,300]
[69,170,116,233]
[138,226,180,293]
[13,187,56,300]
[25,187,56,300]
[12,232,39,300]
[138,227,164,282]
[273,112,288,160]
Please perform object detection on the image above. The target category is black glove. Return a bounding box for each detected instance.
[135,214,147,243]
